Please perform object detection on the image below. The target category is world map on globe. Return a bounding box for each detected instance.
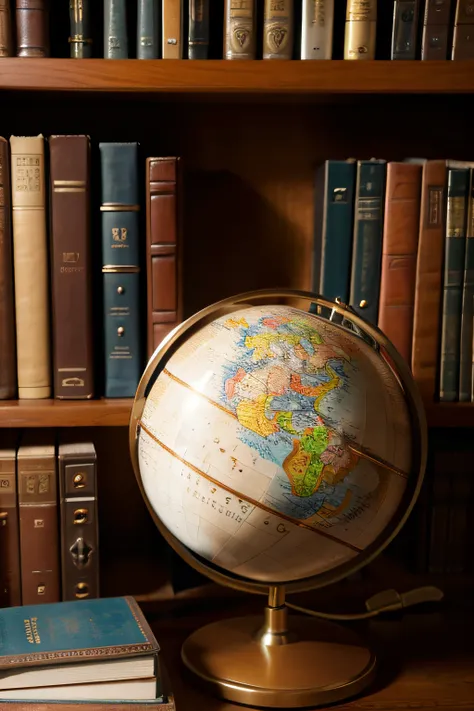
[138,304,413,583]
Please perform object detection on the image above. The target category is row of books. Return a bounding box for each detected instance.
[0,596,167,703]
[312,156,474,404]
[0,433,99,609]
[1,1,472,61]
[0,135,181,401]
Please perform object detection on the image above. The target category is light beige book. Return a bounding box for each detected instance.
[344,0,377,60]
[0,678,157,700]
[224,0,256,59]
[263,0,293,59]
[10,135,51,399]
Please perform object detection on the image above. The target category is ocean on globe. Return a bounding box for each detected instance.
[137,304,412,584]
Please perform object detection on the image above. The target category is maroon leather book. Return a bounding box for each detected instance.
[16,0,49,57]
[50,135,94,399]
[146,157,183,359]
[0,137,17,400]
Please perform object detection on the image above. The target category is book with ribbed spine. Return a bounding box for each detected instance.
[137,0,160,58]
[344,0,377,60]
[0,0,13,56]
[421,0,452,59]
[224,0,256,59]
[69,0,92,58]
[100,142,142,398]
[391,0,420,59]
[263,0,293,59]
[188,0,209,58]
[10,135,51,400]
[104,0,128,58]
[439,167,469,401]
[0,137,16,400]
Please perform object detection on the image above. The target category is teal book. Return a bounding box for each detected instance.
[439,168,469,402]
[459,170,474,401]
[100,142,143,398]
[349,159,387,326]
[312,159,356,307]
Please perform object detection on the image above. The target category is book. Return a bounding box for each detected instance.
[344,0,377,60]
[0,441,21,608]
[137,0,160,59]
[301,0,334,59]
[10,135,51,400]
[452,0,474,58]
[439,167,470,401]
[99,142,142,398]
[312,159,356,307]
[58,441,99,602]
[378,162,422,363]
[0,597,159,691]
[146,157,183,359]
[49,135,94,400]
[391,0,420,59]
[0,678,158,700]
[0,0,13,56]
[421,0,452,59]
[69,0,92,58]
[16,0,49,56]
[188,0,210,59]
[17,430,60,606]
[162,0,182,58]
[349,159,387,325]
[263,0,293,60]
[0,137,16,399]
[104,0,128,58]
[224,0,256,59]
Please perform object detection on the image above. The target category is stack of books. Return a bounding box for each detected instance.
[0,596,170,707]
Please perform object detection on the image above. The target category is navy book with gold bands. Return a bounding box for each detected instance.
[99,142,142,398]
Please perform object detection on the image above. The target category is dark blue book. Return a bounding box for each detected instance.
[99,142,142,398]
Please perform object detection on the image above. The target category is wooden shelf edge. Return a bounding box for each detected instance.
[1,59,474,94]
[0,398,133,428]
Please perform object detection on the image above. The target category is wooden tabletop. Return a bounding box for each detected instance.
[146,587,474,711]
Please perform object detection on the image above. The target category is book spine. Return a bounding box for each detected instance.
[18,443,60,605]
[459,169,474,401]
[439,168,469,402]
[452,0,474,58]
[16,0,49,57]
[59,443,99,601]
[344,0,376,60]
[301,0,334,59]
[188,0,210,58]
[163,0,182,58]
[224,0,256,59]
[0,138,16,400]
[263,0,293,59]
[146,157,183,359]
[104,0,128,58]
[378,162,422,363]
[49,136,94,400]
[349,160,387,326]
[313,160,356,306]
[0,0,13,56]
[137,0,160,58]
[0,449,21,607]
[411,161,447,400]
[100,142,142,398]
[69,0,92,58]
[421,0,452,59]
[391,0,420,59]
[10,135,51,400]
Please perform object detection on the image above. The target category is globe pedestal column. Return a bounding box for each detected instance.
[181,586,377,708]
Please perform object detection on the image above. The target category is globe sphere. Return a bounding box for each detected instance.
[131,292,426,593]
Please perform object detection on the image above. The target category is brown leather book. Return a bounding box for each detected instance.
[0,137,16,400]
[49,135,94,400]
[17,430,60,605]
[16,0,49,56]
[0,0,13,56]
[58,441,99,601]
[146,157,183,359]
[411,161,448,400]
[378,162,422,364]
[0,438,21,608]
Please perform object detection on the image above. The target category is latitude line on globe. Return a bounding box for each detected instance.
[139,420,363,554]
[162,368,408,480]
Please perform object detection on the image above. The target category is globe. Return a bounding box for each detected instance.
[129,289,427,709]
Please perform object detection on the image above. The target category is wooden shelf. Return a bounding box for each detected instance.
[1,59,474,95]
[0,399,133,428]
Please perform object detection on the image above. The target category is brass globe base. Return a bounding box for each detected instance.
[181,608,377,708]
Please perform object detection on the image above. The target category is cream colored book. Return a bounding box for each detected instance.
[10,135,51,399]
[344,0,377,60]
